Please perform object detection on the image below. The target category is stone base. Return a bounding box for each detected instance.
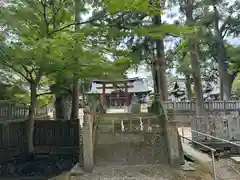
[180,161,196,171]
[170,157,183,168]
[69,163,85,177]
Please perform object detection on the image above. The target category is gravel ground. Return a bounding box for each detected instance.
[216,159,240,179]
[60,163,212,180]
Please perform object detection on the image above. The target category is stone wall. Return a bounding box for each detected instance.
[95,130,168,165]
[92,113,180,166]
[82,105,184,172]
[191,115,240,141]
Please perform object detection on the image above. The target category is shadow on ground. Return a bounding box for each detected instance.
[0,154,78,179]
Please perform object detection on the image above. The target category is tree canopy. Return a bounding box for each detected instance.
[1,0,240,155]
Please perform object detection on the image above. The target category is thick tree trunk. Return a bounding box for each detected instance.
[154,12,168,101]
[213,6,232,100]
[55,94,72,120]
[185,74,192,100]
[190,51,205,115]
[55,96,64,120]
[27,83,37,157]
[186,0,205,116]
[156,39,168,101]
[71,0,81,121]
[152,62,159,93]
[215,41,232,100]
[71,79,79,120]
[153,0,184,167]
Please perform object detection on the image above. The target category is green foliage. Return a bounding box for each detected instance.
[0,83,27,101]
[0,0,133,101]
[37,95,53,107]
[104,0,163,15]
[165,40,192,76]
[130,25,193,39]
[1,0,239,103]
[227,45,240,71]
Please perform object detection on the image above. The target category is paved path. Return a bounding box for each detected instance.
[215,160,240,180]
[66,163,212,180]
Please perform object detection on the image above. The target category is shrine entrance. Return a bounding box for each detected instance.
[109,90,125,107]
[94,79,133,108]
[87,78,151,110]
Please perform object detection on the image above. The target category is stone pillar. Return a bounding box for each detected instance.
[166,122,182,167]
[150,96,184,168]
[166,111,184,167]
[82,108,94,172]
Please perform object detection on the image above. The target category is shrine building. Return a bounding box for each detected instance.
[87,77,151,108]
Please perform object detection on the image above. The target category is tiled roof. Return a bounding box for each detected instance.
[87,78,150,94]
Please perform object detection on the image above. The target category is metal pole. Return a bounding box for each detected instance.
[211,150,217,180]
[191,129,240,148]
[180,135,217,179]
[179,135,216,152]
[182,128,184,142]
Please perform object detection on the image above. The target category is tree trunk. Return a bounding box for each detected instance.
[27,83,37,157]
[190,52,205,115]
[153,0,185,167]
[55,96,64,120]
[55,94,72,120]
[71,0,81,121]
[154,4,168,101]
[186,0,205,116]
[156,39,168,101]
[185,74,192,100]
[152,62,159,93]
[213,5,232,100]
[71,79,79,120]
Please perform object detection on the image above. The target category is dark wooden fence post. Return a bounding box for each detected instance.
[8,104,13,120]
[2,123,9,152]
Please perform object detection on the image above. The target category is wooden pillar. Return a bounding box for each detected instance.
[2,123,9,152]
[101,83,106,105]
[124,82,129,106]
[82,107,94,172]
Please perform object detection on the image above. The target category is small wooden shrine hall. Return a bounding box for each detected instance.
[87,77,151,107]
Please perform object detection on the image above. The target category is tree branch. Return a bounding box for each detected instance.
[51,13,109,34]
[37,91,53,97]
[21,65,34,81]
[35,69,43,84]
[222,29,228,38]
[2,61,31,82]
[231,70,239,82]
[40,0,50,35]
[220,20,228,34]
[0,48,31,82]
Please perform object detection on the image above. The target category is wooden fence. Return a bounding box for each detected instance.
[0,120,79,163]
[0,103,49,120]
[163,101,240,112]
